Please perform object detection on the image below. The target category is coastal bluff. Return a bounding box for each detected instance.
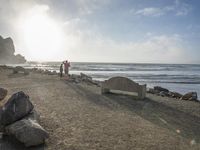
[0,35,26,64]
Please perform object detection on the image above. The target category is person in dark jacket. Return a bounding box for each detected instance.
[60,63,63,78]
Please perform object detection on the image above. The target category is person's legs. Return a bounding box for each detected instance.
[66,69,69,75]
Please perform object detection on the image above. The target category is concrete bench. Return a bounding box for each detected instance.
[101,77,146,99]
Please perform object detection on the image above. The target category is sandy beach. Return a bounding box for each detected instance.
[0,67,200,150]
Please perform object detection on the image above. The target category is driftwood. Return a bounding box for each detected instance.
[101,77,146,99]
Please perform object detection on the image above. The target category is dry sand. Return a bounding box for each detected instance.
[0,67,200,150]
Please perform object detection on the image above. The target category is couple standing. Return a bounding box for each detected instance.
[60,60,70,77]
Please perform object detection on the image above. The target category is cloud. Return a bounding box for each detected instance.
[76,0,111,15]
[38,0,111,18]
[60,19,187,63]
[0,0,39,36]
[175,2,192,16]
[135,7,164,17]
[133,0,192,17]
[0,0,195,63]
[0,0,110,29]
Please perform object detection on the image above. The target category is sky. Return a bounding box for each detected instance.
[0,0,199,63]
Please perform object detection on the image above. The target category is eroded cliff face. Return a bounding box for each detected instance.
[0,36,26,64]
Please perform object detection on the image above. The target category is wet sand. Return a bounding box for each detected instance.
[0,67,200,150]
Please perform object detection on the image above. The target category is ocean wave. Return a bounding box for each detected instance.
[11,62,200,85]
[8,61,199,96]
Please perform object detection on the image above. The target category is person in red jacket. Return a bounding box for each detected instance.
[63,60,70,75]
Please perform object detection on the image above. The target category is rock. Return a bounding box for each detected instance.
[0,65,10,69]
[14,54,26,63]
[159,91,170,97]
[74,78,81,83]
[43,70,51,75]
[147,88,158,94]
[154,86,169,93]
[24,109,40,121]
[0,91,34,126]
[80,73,99,85]
[5,118,49,147]
[0,36,26,64]
[31,68,38,72]
[69,74,81,83]
[181,92,198,101]
[48,71,57,75]
[68,78,80,84]
[13,66,29,75]
[0,88,7,101]
[80,73,92,81]
[169,92,183,99]
[0,36,15,57]
[92,80,101,87]
[36,69,43,73]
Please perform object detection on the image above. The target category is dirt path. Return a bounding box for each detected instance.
[0,70,200,149]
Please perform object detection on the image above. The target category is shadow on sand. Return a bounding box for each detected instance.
[68,83,200,143]
[0,135,45,150]
[7,73,28,78]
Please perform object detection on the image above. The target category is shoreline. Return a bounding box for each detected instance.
[1,65,199,101]
[2,62,200,97]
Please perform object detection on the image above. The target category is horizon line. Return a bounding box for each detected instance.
[26,61,200,65]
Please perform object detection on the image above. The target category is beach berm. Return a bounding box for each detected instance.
[0,65,200,149]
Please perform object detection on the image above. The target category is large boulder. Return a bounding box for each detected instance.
[181,92,198,101]
[0,91,34,126]
[154,86,169,93]
[147,88,158,94]
[13,66,29,75]
[0,88,7,101]
[5,118,49,147]
[24,109,40,121]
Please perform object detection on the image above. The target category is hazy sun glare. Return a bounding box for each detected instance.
[18,5,64,61]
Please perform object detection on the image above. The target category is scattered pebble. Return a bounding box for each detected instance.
[176,129,180,134]
[190,139,196,146]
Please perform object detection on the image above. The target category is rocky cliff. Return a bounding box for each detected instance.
[0,36,26,64]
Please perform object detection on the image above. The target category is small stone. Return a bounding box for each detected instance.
[176,129,180,134]
[190,139,196,146]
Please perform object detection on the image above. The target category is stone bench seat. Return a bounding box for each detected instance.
[101,77,146,99]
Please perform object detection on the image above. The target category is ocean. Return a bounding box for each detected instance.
[9,62,200,97]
